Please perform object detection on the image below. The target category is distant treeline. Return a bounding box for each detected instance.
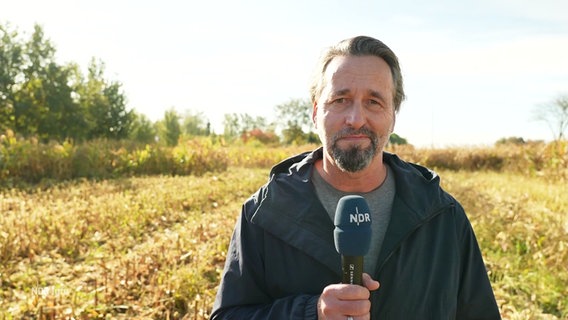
[0,23,323,146]
[1,23,137,142]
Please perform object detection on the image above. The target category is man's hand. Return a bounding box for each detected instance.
[317,273,380,319]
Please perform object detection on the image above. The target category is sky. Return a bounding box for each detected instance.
[2,0,568,147]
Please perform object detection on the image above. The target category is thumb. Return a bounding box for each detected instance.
[362,273,380,291]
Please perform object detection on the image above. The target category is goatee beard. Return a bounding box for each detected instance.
[330,127,380,172]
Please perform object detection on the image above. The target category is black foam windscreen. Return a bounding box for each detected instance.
[334,195,372,257]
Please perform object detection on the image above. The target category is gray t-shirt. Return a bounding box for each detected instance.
[312,164,395,275]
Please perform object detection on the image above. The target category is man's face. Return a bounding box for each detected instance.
[313,55,396,173]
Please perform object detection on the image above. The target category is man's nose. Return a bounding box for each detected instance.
[345,102,366,129]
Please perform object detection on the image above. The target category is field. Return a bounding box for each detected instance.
[1,141,567,319]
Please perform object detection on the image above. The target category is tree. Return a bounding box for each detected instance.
[533,94,568,141]
[0,23,132,142]
[495,137,525,145]
[4,24,85,142]
[101,81,133,139]
[274,98,315,145]
[183,109,210,136]
[0,23,23,132]
[80,59,133,140]
[223,113,238,139]
[240,128,280,145]
[16,62,85,142]
[129,113,156,144]
[12,24,59,139]
[389,133,408,145]
[222,112,272,141]
[157,108,181,146]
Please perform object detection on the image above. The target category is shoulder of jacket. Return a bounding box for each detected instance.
[241,148,320,221]
[383,152,438,182]
[385,152,466,217]
[269,148,321,177]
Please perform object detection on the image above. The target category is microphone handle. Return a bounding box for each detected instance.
[341,255,363,285]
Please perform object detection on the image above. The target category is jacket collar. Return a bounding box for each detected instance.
[253,150,340,272]
[253,148,449,275]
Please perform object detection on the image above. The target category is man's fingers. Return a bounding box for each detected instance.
[362,273,380,291]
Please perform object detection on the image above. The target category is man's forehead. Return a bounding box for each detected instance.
[322,56,394,95]
[325,56,392,80]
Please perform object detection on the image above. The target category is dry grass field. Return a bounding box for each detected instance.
[0,141,567,319]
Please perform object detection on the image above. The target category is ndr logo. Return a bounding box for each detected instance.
[349,207,370,225]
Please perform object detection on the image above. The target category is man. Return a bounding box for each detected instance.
[210,36,501,319]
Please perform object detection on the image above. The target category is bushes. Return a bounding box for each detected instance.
[225,144,317,169]
[387,141,567,181]
[0,132,229,186]
[0,131,75,184]
[1,129,566,187]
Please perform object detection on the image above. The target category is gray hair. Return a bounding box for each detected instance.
[309,36,406,113]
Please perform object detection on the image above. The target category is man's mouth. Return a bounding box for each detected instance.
[338,135,370,143]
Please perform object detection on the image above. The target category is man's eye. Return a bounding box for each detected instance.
[333,98,347,104]
[368,100,384,109]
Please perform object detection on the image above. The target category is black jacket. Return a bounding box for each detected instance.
[211,149,501,319]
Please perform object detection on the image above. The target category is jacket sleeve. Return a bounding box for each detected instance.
[454,202,502,319]
[209,196,320,320]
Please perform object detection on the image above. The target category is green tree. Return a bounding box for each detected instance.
[240,113,269,133]
[1,23,132,142]
[16,62,85,141]
[274,98,315,144]
[0,23,23,132]
[80,59,133,140]
[129,112,156,144]
[223,113,239,139]
[183,109,210,136]
[101,81,133,139]
[5,25,81,141]
[389,133,408,145]
[9,24,85,141]
[222,113,272,141]
[12,24,59,138]
[158,108,181,146]
[495,137,526,145]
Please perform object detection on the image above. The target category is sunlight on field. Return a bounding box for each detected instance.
[1,142,567,319]
[0,168,268,318]
[439,170,568,319]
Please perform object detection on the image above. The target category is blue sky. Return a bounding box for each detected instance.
[2,0,568,147]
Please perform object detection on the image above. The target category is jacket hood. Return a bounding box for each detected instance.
[270,147,438,182]
[249,147,455,274]
[268,147,446,220]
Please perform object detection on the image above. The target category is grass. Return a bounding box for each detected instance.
[0,147,567,319]
[440,170,568,319]
[0,168,268,319]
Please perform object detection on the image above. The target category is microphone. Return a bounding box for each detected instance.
[334,195,372,286]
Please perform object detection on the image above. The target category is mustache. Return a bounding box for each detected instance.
[333,127,376,141]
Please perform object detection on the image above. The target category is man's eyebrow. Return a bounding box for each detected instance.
[330,89,351,97]
[369,89,387,102]
[328,89,388,102]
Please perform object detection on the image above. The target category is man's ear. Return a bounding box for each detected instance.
[390,112,396,133]
[312,102,318,129]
